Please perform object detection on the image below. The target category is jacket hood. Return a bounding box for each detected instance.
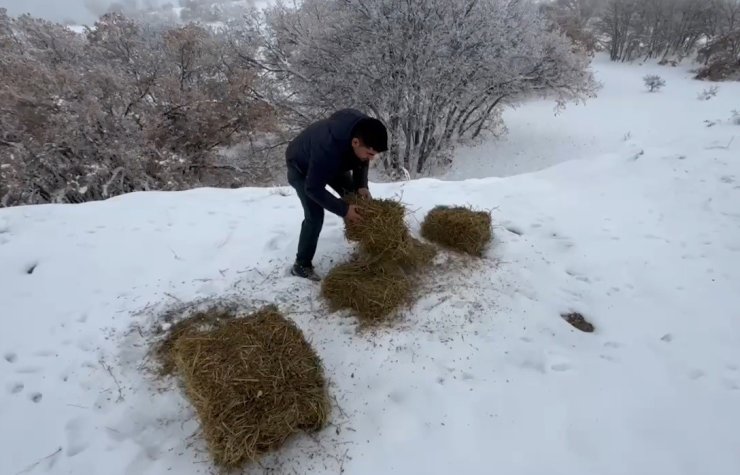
[327,109,368,144]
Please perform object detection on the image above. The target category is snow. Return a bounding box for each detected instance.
[447,55,740,179]
[66,25,87,35]
[2,57,740,475]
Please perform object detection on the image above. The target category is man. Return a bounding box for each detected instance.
[285,108,388,281]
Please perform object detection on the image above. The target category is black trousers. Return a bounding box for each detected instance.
[287,164,354,267]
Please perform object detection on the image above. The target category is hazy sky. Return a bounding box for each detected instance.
[0,0,169,25]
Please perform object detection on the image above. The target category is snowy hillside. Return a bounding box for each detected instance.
[1,59,740,475]
[448,55,740,178]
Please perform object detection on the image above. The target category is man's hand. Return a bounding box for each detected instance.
[357,187,372,200]
[345,204,363,224]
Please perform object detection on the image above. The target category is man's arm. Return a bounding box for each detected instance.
[305,151,350,217]
[352,161,369,191]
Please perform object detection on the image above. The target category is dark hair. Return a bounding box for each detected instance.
[352,118,388,153]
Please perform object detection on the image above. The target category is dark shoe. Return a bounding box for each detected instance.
[291,263,321,281]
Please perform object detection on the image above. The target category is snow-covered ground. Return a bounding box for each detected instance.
[1,58,739,475]
[448,55,740,178]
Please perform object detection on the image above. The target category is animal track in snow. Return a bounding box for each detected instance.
[30,392,43,403]
[4,352,17,363]
[8,382,24,394]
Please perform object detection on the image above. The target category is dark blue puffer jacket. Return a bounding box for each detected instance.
[285,109,370,217]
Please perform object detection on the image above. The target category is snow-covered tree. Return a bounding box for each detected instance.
[179,0,255,23]
[697,0,740,80]
[597,0,734,63]
[644,74,666,92]
[542,0,605,54]
[255,0,597,176]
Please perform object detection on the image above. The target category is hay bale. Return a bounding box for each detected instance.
[171,306,329,469]
[321,258,412,324]
[344,196,408,257]
[421,205,492,256]
[155,308,234,376]
[344,196,437,269]
[326,196,437,324]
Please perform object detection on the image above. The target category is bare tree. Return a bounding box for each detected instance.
[0,9,275,207]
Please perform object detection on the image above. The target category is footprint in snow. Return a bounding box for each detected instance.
[550,363,572,372]
[65,417,91,457]
[30,392,43,403]
[16,366,43,374]
[688,369,705,380]
[7,382,24,394]
[461,372,475,381]
[388,391,404,403]
[504,226,524,236]
[266,230,289,251]
[4,352,17,363]
[565,269,591,283]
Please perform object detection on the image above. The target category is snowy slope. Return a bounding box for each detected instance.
[2,61,740,475]
[448,55,740,179]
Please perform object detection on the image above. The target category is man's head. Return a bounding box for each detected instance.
[351,117,388,162]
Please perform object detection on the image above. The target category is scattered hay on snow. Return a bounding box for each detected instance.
[421,205,492,256]
[158,305,329,469]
